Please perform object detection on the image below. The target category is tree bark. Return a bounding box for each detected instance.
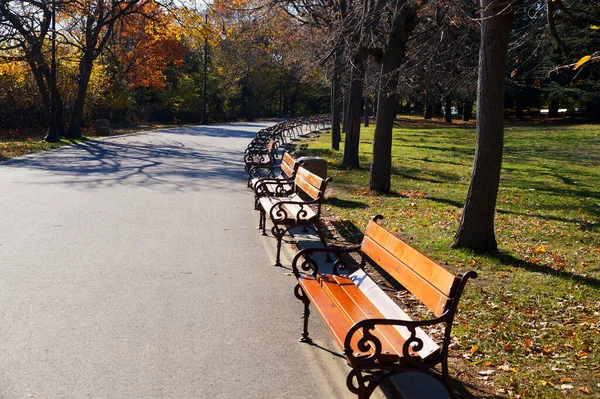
[369,4,416,193]
[548,98,559,118]
[424,102,433,119]
[433,101,443,117]
[444,95,453,123]
[462,100,473,121]
[66,54,93,139]
[363,95,369,127]
[515,91,524,119]
[342,90,349,133]
[331,46,343,150]
[342,53,365,168]
[452,0,515,252]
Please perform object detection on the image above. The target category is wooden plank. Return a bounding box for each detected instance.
[297,276,364,355]
[319,275,402,362]
[295,175,321,201]
[297,167,325,190]
[363,221,459,297]
[281,153,294,177]
[347,270,440,360]
[361,237,450,316]
[282,203,316,222]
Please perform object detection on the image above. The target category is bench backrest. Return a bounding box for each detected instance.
[281,152,297,178]
[360,217,460,317]
[294,166,328,201]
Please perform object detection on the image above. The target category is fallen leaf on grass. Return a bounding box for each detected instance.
[561,384,574,390]
[579,387,590,394]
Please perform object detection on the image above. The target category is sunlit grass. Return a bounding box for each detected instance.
[293,118,600,398]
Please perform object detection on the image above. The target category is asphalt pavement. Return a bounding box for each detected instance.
[0,123,367,399]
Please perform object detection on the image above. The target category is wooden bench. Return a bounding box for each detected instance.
[291,215,477,398]
[257,166,331,267]
[244,136,278,184]
[251,152,302,208]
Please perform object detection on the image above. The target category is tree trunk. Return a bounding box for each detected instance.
[444,95,453,123]
[462,100,473,121]
[424,102,433,119]
[369,4,416,193]
[66,55,93,139]
[548,98,559,118]
[452,0,515,252]
[433,101,443,117]
[342,53,365,168]
[514,91,524,119]
[364,95,369,127]
[342,90,349,133]
[331,46,343,150]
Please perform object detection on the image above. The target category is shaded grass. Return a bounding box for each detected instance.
[293,119,600,398]
[0,125,170,162]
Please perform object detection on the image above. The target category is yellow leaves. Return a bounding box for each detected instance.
[579,387,591,394]
[471,345,480,354]
[573,55,591,70]
[591,25,599,30]
[534,245,546,254]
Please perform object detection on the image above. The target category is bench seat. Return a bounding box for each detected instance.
[297,273,440,363]
[258,194,317,224]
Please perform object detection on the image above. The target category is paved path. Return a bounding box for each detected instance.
[0,123,362,398]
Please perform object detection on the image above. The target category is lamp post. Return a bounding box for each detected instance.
[200,12,226,125]
[201,13,208,125]
[45,0,60,142]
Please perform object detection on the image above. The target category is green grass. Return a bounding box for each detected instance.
[293,118,600,398]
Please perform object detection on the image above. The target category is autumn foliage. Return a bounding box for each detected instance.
[111,3,184,90]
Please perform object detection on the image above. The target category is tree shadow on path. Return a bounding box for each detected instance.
[3,128,254,192]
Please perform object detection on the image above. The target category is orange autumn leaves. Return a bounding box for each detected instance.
[113,3,184,89]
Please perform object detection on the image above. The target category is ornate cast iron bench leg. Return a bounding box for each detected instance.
[294,284,313,344]
[271,223,286,266]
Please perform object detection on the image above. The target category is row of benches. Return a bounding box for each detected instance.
[244,124,476,398]
[244,116,330,187]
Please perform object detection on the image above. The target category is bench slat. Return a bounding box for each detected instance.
[361,236,451,317]
[364,221,459,298]
[259,197,317,223]
[295,168,325,201]
[280,153,295,177]
[347,270,440,360]
[297,167,325,190]
[319,275,402,362]
[298,276,363,353]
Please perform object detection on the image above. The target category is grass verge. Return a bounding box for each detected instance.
[292,117,599,398]
[0,125,170,162]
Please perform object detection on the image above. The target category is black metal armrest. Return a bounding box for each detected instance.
[292,245,361,277]
[255,179,294,195]
[248,165,281,182]
[343,317,447,367]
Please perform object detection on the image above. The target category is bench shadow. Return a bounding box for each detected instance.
[330,219,365,244]
[327,197,369,210]
[492,252,600,289]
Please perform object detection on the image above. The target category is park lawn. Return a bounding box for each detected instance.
[292,117,600,398]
